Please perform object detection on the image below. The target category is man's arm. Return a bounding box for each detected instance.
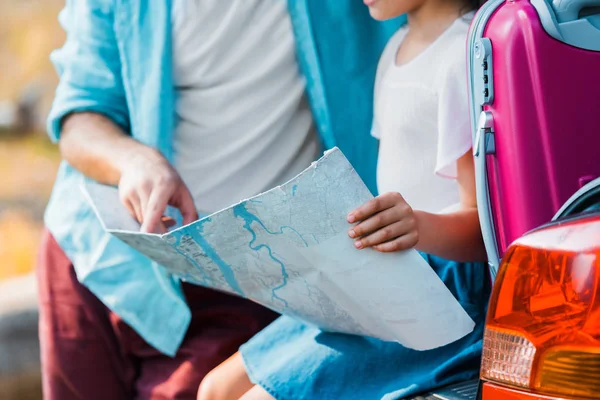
[48,0,130,144]
[49,1,197,233]
[59,112,198,233]
[59,112,151,186]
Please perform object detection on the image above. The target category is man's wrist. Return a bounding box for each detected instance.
[114,141,165,181]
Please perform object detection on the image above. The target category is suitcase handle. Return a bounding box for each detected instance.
[553,0,600,22]
[474,111,500,279]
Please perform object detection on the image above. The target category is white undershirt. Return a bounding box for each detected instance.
[171,0,320,213]
[372,15,474,213]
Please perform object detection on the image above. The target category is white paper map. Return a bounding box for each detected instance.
[82,148,475,350]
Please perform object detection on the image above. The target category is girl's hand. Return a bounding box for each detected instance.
[347,192,419,252]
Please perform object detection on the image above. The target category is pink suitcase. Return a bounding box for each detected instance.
[467,0,600,277]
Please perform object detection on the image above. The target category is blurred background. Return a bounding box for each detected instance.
[0,1,65,398]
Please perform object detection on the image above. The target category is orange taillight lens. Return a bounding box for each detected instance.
[537,347,600,397]
[481,215,600,399]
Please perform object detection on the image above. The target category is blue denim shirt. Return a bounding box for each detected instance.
[46,0,404,356]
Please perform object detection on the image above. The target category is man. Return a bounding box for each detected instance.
[39,0,402,398]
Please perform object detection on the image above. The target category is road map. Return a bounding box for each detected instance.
[83,148,475,350]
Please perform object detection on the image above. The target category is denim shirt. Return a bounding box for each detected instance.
[46,0,404,356]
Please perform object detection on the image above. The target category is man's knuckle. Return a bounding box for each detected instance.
[154,173,167,185]
[140,179,153,192]
[166,180,177,192]
[157,174,176,190]
[119,186,133,199]
[166,170,178,182]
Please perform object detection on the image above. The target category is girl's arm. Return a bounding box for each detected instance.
[347,150,487,263]
[412,151,486,262]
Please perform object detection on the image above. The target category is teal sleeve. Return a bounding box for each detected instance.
[47,0,130,142]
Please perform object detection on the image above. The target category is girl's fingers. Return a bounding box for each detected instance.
[348,207,402,238]
[354,220,413,249]
[372,233,419,253]
[347,192,403,223]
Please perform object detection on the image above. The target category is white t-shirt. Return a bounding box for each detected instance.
[373,15,473,213]
[171,0,320,213]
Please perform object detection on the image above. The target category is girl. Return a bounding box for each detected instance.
[198,0,489,398]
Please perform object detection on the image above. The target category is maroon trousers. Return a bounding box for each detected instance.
[37,231,278,400]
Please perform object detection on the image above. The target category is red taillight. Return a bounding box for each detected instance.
[481,381,566,400]
[481,215,600,399]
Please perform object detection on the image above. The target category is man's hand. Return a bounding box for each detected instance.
[346,192,418,253]
[59,113,198,234]
[118,148,198,233]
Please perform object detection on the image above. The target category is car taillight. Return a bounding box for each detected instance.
[481,214,600,399]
